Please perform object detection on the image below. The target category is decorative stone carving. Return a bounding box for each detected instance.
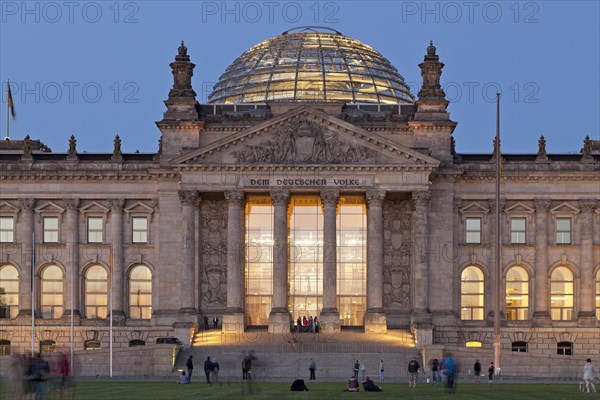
[320,189,340,207]
[233,119,376,164]
[533,199,552,213]
[19,198,35,211]
[178,190,199,205]
[537,135,547,159]
[383,199,413,309]
[411,191,431,209]
[63,198,80,211]
[417,41,446,102]
[366,189,386,207]
[111,135,123,162]
[580,199,597,213]
[224,190,245,205]
[22,135,32,160]
[66,135,78,161]
[581,135,593,160]
[270,190,290,207]
[107,198,125,210]
[200,200,228,309]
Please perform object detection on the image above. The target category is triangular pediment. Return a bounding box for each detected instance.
[171,106,439,168]
[0,201,20,215]
[79,201,110,214]
[504,202,535,215]
[549,202,580,215]
[34,201,65,215]
[459,202,490,215]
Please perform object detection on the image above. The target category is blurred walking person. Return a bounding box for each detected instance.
[583,358,597,393]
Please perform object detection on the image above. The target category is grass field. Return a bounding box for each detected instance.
[1,380,596,400]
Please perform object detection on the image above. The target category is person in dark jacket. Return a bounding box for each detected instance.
[474,359,482,382]
[291,379,309,391]
[408,357,420,388]
[186,356,193,381]
[363,377,383,392]
[204,356,213,384]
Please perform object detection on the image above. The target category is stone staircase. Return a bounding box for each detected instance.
[174,328,421,382]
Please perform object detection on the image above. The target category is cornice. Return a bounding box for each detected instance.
[0,171,157,182]
[173,163,438,173]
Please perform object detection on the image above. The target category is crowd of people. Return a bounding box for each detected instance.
[6,352,71,400]
[295,315,320,333]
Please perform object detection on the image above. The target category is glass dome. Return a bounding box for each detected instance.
[208,27,415,104]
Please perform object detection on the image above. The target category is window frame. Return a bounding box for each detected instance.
[87,216,104,244]
[40,265,64,319]
[550,266,575,321]
[128,264,152,320]
[510,217,527,245]
[85,265,108,319]
[0,216,15,243]
[505,265,529,321]
[555,217,572,245]
[131,216,149,244]
[0,264,19,319]
[43,216,60,244]
[40,339,56,353]
[465,217,482,244]
[557,341,573,356]
[460,265,485,321]
[511,341,528,353]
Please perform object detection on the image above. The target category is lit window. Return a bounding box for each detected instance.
[512,341,528,352]
[87,217,103,243]
[132,217,148,244]
[85,339,101,350]
[557,341,573,356]
[510,218,526,244]
[556,218,571,244]
[551,266,574,320]
[129,339,145,347]
[0,339,10,355]
[129,265,152,319]
[43,216,59,243]
[0,264,19,319]
[461,266,484,320]
[41,265,64,319]
[506,266,529,320]
[85,265,108,319]
[40,340,56,353]
[0,217,14,243]
[595,270,600,320]
[466,218,481,244]
[466,341,482,348]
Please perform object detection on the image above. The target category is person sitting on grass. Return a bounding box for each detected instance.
[346,375,359,392]
[177,371,190,384]
[291,379,309,391]
[363,376,383,392]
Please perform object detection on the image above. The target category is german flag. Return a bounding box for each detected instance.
[7,80,16,120]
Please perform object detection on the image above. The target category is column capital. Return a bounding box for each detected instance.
[19,198,35,211]
[320,189,340,206]
[533,199,552,212]
[224,190,244,205]
[63,198,80,211]
[411,191,431,209]
[179,190,199,205]
[580,199,597,213]
[270,190,290,207]
[366,189,386,207]
[107,198,125,211]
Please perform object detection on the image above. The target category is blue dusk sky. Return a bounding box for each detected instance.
[1,1,598,154]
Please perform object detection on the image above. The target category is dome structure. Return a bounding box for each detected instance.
[208,27,415,104]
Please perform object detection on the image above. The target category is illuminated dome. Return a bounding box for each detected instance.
[208,27,415,104]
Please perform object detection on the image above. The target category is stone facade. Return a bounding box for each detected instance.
[0,39,598,375]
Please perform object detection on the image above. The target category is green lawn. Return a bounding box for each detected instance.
[0,380,594,400]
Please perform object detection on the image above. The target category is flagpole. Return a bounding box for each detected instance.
[31,231,35,356]
[5,81,9,140]
[70,234,74,375]
[493,92,502,375]
[109,245,113,378]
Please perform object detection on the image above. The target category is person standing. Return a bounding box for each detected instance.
[431,358,440,384]
[186,356,194,382]
[213,316,219,329]
[474,359,482,382]
[309,358,316,380]
[379,359,384,381]
[242,354,252,380]
[204,316,209,330]
[488,361,494,381]
[407,357,420,388]
[212,359,220,383]
[360,361,367,382]
[204,356,213,384]
[445,356,457,393]
[583,358,597,393]
[352,360,360,379]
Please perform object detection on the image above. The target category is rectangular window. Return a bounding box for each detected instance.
[87,217,103,243]
[132,217,148,244]
[556,218,571,244]
[43,216,59,243]
[510,218,526,244]
[465,217,481,244]
[0,217,14,243]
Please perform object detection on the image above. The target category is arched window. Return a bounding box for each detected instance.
[551,266,574,320]
[596,269,600,319]
[41,265,64,319]
[84,339,101,350]
[506,266,529,320]
[461,266,485,320]
[85,265,108,319]
[129,265,152,319]
[0,264,19,319]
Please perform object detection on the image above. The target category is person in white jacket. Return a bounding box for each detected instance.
[583,358,596,393]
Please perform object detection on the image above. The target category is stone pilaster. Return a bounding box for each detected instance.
[411,191,432,327]
[178,190,199,321]
[108,198,125,321]
[63,198,81,320]
[17,198,35,320]
[320,189,341,333]
[223,190,245,333]
[578,199,597,325]
[532,199,551,324]
[365,189,387,333]
[268,190,291,334]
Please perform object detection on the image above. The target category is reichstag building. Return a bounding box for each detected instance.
[0,28,598,367]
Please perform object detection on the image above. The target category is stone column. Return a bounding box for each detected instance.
[578,199,597,324]
[320,189,341,333]
[532,199,551,323]
[63,198,81,320]
[411,191,432,325]
[365,189,387,333]
[223,190,245,333]
[17,198,35,320]
[268,190,291,333]
[108,199,125,320]
[178,190,199,319]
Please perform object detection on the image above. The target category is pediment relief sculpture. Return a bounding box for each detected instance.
[232,119,376,164]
